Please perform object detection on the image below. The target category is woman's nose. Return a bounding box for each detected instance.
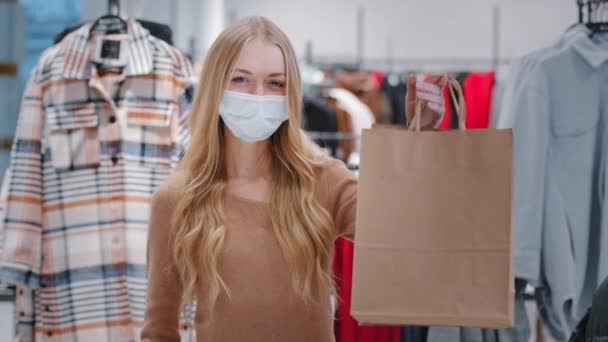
[253,82,265,96]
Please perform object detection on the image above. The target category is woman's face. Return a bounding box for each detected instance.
[228,38,287,96]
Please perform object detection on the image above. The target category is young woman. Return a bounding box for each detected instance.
[141,16,446,342]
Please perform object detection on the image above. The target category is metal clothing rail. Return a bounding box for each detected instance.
[305,4,507,72]
[306,131,361,141]
[310,57,513,73]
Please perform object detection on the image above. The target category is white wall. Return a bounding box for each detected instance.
[82,0,577,66]
[224,0,576,66]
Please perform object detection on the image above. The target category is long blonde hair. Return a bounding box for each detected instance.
[173,16,334,314]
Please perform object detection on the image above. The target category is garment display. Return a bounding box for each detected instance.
[4,3,608,341]
[142,159,358,342]
[303,95,339,153]
[335,70,392,124]
[327,88,375,152]
[436,85,454,130]
[427,280,531,342]
[493,26,584,131]
[333,237,402,342]
[462,72,494,129]
[509,25,608,339]
[325,96,357,162]
[0,19,196,341]
[381,73,408,125]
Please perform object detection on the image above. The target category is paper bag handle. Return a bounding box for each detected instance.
[408,76,467,132]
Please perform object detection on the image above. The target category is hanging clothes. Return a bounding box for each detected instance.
[327,88,375,152]
[325,96,356,162]
[381,73,408,125]
[436,86,453,130]
[509,26,608,339]
[335,71,391,125]
[333,237,402,342]
[494,25,584,131]
[426,280,531,342]
[303,95,339,154]
[0,20,196,341]
[462,72,495,129]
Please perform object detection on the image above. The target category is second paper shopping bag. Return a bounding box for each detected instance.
[351,77,514,328]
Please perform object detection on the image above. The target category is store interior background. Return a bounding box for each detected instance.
[0,0,580,339]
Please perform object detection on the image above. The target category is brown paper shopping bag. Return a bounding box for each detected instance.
[351,77,514,328]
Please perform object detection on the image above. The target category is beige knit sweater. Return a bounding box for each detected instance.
[141,158,357,342]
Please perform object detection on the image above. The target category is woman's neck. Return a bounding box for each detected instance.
[224,128,273,180]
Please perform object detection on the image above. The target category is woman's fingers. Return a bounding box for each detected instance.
[427,101,445,115]
[416,90,443,105]
[416,81,442,95]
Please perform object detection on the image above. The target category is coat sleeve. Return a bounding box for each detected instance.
[0,69,45,289]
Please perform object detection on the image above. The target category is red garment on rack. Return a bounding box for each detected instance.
[463,72,495,129]
[333,237,402,342]
[436,86,453,129]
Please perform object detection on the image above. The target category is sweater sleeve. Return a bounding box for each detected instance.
[323,159,358,240]
[141,180,183,342]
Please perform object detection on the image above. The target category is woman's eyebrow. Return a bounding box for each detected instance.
[234,68,252,75]
[234,68,285,77]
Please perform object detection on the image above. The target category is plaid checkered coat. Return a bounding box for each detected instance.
[0,20,197,341]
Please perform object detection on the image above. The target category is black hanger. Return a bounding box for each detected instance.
[584,0,608,37]
[89,0,127,35]
[587,22,608,34]
[89,15,128,35]
[54,20,174,45]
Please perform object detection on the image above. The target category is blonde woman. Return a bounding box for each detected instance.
[141,16,446,342]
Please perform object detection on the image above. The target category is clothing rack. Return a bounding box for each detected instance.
[306,131,361,141]
[309,57,512,73]
[306,4,506,73]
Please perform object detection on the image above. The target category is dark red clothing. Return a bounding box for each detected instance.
[436,86,454,129]
[333,237,402,342]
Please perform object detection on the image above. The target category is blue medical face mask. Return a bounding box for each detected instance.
[218,90,289,144]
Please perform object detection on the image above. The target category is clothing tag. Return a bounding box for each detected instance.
[92,34,129,68]
[101,40,122,59]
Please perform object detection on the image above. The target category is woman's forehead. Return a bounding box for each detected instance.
[233,38,286,75]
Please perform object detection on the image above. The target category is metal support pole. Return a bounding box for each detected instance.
[492,4,501,70]
[356,6,364,70]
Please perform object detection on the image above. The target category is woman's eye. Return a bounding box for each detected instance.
[269,80,286,88]
[232,76,248,84]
